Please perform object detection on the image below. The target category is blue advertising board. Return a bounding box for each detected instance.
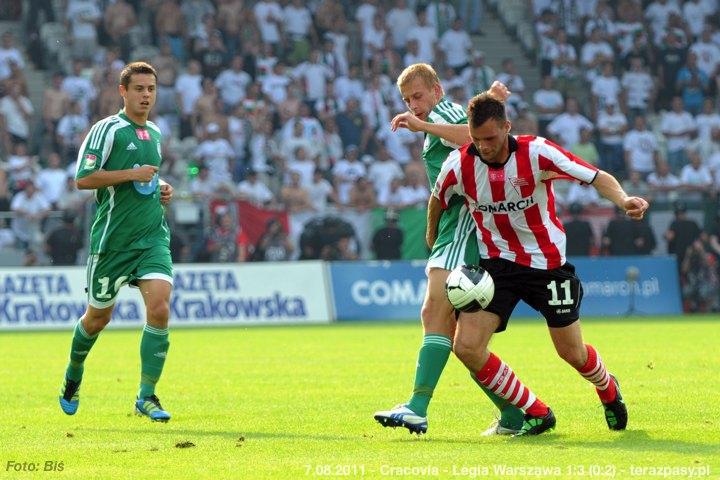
[330,257,682,321]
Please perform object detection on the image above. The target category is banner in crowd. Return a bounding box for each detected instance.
[330,257,682,321]
[208,199,289,245]
[0,262,332,330]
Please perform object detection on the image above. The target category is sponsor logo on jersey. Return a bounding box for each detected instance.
[126,142,138,151]
[84,153,96,168]
[135,128,150,141]
[475,195,536,213]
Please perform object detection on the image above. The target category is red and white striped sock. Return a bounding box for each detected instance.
[578,344,617,403]
[475,353,549,417]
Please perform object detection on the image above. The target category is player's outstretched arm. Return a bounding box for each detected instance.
[76,165,158,190]
[592,170,650,220]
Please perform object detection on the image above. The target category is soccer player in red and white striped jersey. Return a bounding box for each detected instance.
[431,93,649,435]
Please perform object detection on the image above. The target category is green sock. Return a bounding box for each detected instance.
[65,319,98,382]
[138,324,170,399]
[406,334,452,417]
[471,373,526,430]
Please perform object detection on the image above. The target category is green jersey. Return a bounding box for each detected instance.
[76,110,169,254]
[422,97,468,187]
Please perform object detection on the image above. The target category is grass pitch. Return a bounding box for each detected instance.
[1,316,718,479]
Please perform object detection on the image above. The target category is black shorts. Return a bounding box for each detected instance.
[477,258,584,332]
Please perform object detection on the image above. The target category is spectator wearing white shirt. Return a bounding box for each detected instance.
[496,58,525,109]
[0,81,33,148]
[596,102,628,177]
[379,177,409,208]
[283,0,313,64]
[460,51,495,101]
[307,168,335,212]
[683,0,709,38]
[645,0,681,46]
[334,65,365,106]
[425,0,456,36]
[367,146,404,202]
[261,62,291,105]
[591,62,623,114]
[355,0,378,37]
[11,181,50,248]
[647,160,680,203]
[55,101,89,163]
[403,39,424,67]
[320,37,344,79]
[624,115,660,178]
[406,9,437,63]
[362,14,388,63]
[0,32,24,82]
[66,0,102,59]
[286,146,316,187]
[547,98,594,149]
[661,96,698,173]
[438,18,472,74]
[236,170,273,207]
[533,75,565,137]
[679,149,713,202]
[175,60,203,138]
[621,57,655,121]
[333,146,367,206]
[35,152,67,209]
[690,26,720,79]
[386,0,417,51]
[361,75,391,130]
[580,27,615,82]
[547,29,581,99]
[325,20,350,77]
[293,51,334,103]
[215,55,252,111]
[693,97,720,159]
[254,0,283,47]
[195,122,236,188]
[565,182,602,207]
[399,171,430,208]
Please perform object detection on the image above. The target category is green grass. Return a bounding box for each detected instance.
[1,316,718,479]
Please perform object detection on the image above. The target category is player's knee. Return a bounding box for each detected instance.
[83,311,111,334]
[147,300,170,322]
[453,338,481,365]
[556,345,586,369]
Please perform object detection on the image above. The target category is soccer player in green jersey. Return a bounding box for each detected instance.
[373,63,525,435]
[58,62,175,422]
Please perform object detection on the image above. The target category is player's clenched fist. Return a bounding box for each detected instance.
[133,165,158,182]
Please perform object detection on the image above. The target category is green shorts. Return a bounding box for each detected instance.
[426,199,479,274]
[86,245,173,308]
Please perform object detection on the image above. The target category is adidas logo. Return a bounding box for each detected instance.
[154,352,167,358]
[126,142,138,151]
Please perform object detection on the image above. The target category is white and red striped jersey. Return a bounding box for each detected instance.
[433,135,599,270]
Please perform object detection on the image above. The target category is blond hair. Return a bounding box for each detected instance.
[396,63,443,95]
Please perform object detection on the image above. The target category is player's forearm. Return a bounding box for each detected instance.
[76,169,139,190]
[426,195,442,248]
[421,122,470,147]
[592,170,629,208]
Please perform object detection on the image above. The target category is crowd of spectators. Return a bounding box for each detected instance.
[0,0,719,311]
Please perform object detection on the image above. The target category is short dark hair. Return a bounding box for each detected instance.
[467,93,506,128]
[119,61,157,88]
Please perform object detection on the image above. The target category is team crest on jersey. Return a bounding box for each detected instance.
[135,128,150,141]
[84,153,97,168]
[509,176,530,195]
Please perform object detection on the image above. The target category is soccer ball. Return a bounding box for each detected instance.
[445,265,495,312]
